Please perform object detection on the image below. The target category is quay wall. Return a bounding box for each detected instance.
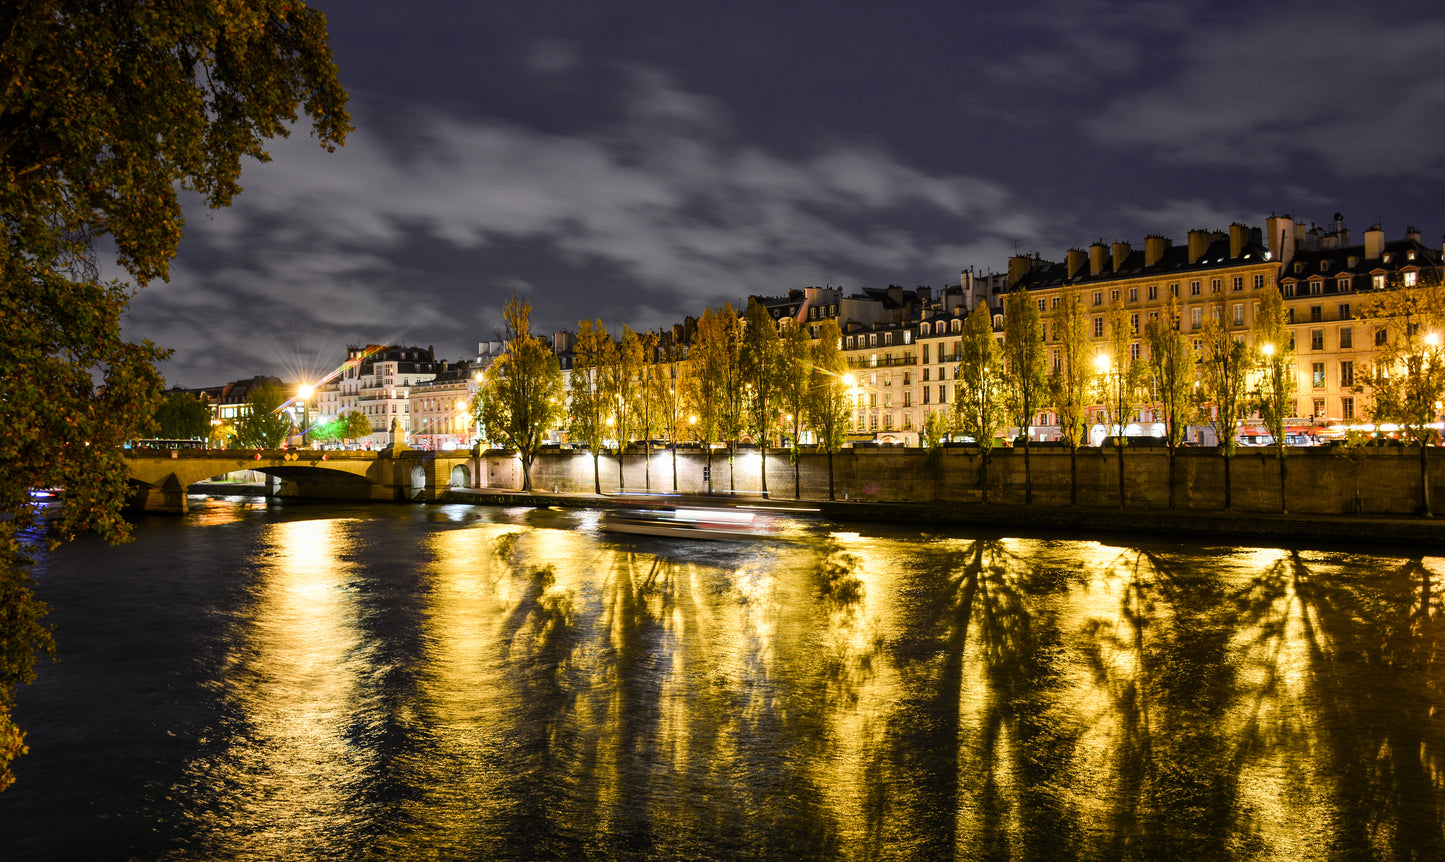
[494,445,1441,517]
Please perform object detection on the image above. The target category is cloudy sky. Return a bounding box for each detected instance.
[125,0,1445,388]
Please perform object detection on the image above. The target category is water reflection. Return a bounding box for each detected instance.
[12,504,1445,860]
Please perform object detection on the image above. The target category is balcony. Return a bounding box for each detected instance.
[847,354,916,369]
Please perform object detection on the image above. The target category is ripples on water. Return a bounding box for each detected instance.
[3,496,1445,861]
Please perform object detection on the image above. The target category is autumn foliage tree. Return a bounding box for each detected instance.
[0,0,350,789]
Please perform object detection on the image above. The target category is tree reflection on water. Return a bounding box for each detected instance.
[14,502,1445,861]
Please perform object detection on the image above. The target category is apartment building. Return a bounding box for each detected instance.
[1273,216,1444,424]
[1002,223,1278,437]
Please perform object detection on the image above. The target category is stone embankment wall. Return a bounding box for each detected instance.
[489,445,1442,516]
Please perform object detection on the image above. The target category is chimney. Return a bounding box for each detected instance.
[1365,223,1385,260]
[1265,215,1300,265]
[1066,248,1088,280]
[1229,223,1249,258]
[1006,255,1031,287]
[1111,241,1132,272]
[1187,229,1210,263]
[1407,225,1421,242]
[1089,242,1108,276]
[1144,235,1169,267]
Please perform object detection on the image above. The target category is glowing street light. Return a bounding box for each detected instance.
[296,383,314,447]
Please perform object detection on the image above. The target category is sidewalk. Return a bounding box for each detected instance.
[441,487,1445,549]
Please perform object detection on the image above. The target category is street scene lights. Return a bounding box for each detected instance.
[297,382,314,447]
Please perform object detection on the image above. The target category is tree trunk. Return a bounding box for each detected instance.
[1167,445,1176,510]
[521,454,533,492]
[1223,451,1233,511]
[617,448,624,492]
[980,451,989,505]
[1023,437,1032,505]
[1278,446,1288,514]
[729,443,736,491]
[592,452,601,495]
[706,448,714,494]
[827,451,835,501]
[644,442,650,492]
[760,447,768,497]
[794,452,800,500]
[1117,444,1125,509]
[671,448,678,492]
[1069,443,1078,506]
[1422,442,1432,517]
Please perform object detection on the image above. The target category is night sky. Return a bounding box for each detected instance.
[123,0,1445,388]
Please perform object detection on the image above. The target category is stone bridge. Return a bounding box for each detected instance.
[125,448,486,513]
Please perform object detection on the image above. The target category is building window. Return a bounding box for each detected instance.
[1376,326,1388,346]
[1129,287,1138,302]
[1233,304,1244,326]
[1232,276,1243,291]
[1191,280,1201,296]
[1337,277,1351,293]
[1131,313,1139,334]
[922,368,930,382]
[1191,307,1202,330]
[903,412,913,429]
[903,391,912,407]
[938,385,947,404]
[922,344,929,363]
[1312,362,1326,388]
[1339,303,1351,320]
[1373,274,1386,290]
[1037,298,1046,311]
[1342,397,1355,420]
[1211,278,1222,293]
[1148,284,1158,300]
[1111,289,1120,302]
[1340,360,1354,387]
[922,387,930,404]
[1170,283,1179,297]
[1339,327,1352,349]
[1130,342,1141,360]
[1093,317,1104,337]
[903,371,911,386]
[1311,329,1324,350]
[1093,291,1103,306]
[1309,280,1323,296]
[1310,306,1322,322]
[1405,271,1419,287]
[1313,398,1326,416]
[1051,296,1059,309]
[1254,274,1266,289]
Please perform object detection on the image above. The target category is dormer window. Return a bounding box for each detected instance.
[1294,262,1304,273]
[1348,256,1359,267]
[1383,253,1393,264]
[1321,260,1332,272]
[1409,250,1417,261]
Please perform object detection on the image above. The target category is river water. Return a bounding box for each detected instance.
[2,495,1444,861]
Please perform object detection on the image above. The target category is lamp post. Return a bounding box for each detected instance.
[297,383,314,448]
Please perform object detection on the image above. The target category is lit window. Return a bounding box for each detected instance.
[1312,362,1325,388]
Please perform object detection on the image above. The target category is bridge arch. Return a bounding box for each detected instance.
[449,463,471,488]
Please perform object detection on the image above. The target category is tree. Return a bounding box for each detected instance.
[339,410,372,444]
[154,390,212,440]
[568,319,612,494]
[654,331,689,491]
[1003,286,1047,503]
[233,383,293,448]
[1049,286,1092,504]
[953,302,1006,504]
[605,325,645,490]
[806,318,850,501]
[1250,286,1295,513]
[689,305,742,492]
[473,294,565,492]
[0,0,349,790]
[1356,275,1445,515]
[1144,297,1196,509]
[636,330,660,492]
[740,298,782,496]
[1197,304,1250,509]
[1099,300,1142,507]
[778,318,812,499]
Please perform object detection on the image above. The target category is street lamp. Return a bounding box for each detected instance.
[297,383,314,448]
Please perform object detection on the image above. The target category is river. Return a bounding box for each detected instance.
[2,494,1443,861]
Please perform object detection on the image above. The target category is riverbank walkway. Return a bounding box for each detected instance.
[434,487,1445,550]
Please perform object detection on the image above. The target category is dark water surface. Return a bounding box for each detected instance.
[3,496,1444,861]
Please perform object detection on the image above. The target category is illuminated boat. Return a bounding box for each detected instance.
[600,504,776,541]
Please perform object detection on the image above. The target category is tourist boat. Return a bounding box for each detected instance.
[600,504,777,541]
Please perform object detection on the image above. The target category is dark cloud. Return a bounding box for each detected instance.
[122,1,1445,386]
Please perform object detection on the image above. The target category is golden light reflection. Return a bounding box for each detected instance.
[188,517,372,858]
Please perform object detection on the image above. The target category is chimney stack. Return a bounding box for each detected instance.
[1144,235,1169,267]
[1006,255,1031,288]
[1066,248,1088,280]
[1188,229,1210,263]
[1365,224,1385,260]
[1229,223,1249,258]
[1111,241,1132,272]
[1089,242,1108,276]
